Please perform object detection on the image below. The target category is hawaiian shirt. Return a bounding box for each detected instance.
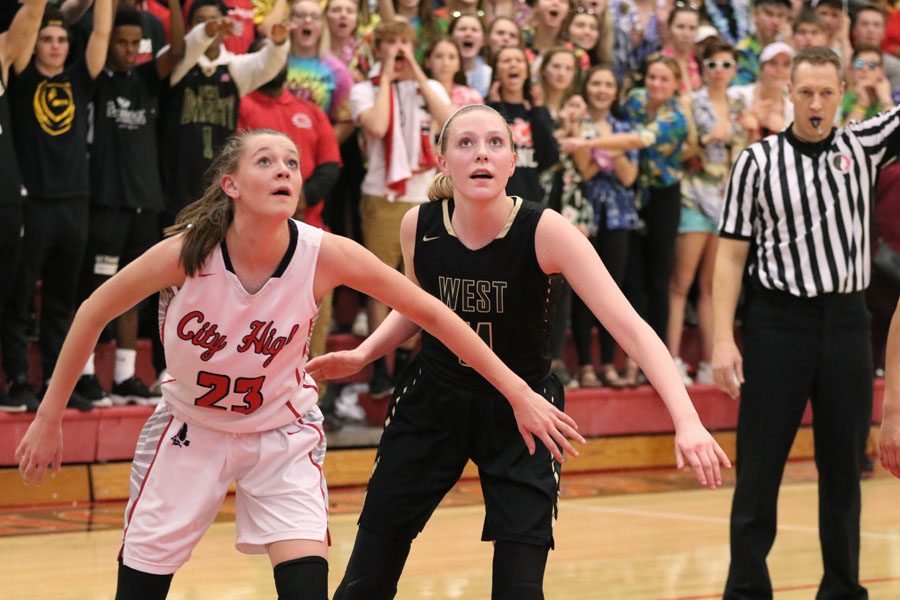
[733,34,762,86]
[577,115,640,231]
[622,88,686,198]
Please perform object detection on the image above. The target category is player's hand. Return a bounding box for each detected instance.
[674,420,732,489]
[879,405,900,478]
[712,339,743,400]
[306,350,368,381]
[15,413,64,486]
[511,392,585,463]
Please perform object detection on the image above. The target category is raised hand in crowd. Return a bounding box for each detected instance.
[0,0,47,76]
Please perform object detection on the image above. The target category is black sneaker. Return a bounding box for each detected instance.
[111,376,162,406]
[66,389,94,412]
[862,454,876,478]
[38,382,94,412]
[368,370,395,399]
[0,390,26,413]
[8,377,40,412]
[74,374,113,408]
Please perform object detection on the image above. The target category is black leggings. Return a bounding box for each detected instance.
[624,184,681,341]
[571,221,631,366]
[334,527,548,600]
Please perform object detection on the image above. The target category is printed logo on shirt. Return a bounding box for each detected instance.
[93,254,120,276]
[509,118,537,168]
[831,152,852,174]
[291,112,313,129]
[33,80,75,136]
[181,85,236,129]
[106,97,150,130]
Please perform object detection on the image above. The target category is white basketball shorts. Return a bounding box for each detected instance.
[119,402,328,575]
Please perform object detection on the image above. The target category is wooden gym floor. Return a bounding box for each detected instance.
[1,461,899,599]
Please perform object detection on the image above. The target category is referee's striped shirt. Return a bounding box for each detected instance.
[719,105,900,297]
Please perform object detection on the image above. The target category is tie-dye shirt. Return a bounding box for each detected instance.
[285,54,354,123]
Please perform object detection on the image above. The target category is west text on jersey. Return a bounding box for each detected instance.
[437,276,508,314]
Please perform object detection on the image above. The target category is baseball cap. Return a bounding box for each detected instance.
[695,25,720,43]
[759,41,795,64]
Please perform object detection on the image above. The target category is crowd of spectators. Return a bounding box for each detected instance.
[0,0,898,427]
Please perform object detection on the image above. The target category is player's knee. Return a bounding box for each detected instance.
[273,556,328,600]
[493,583,544,600]
[333,575,398,600]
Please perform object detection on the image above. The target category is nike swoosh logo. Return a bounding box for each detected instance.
[287,429,304,436]
[422,235,440,242]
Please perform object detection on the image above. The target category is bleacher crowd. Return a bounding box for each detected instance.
[0,0,898,426]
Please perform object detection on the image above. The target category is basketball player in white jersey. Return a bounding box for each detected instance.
[309,105,732,599]
[14,129,583,600]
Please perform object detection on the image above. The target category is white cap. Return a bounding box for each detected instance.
[695,25,720,43]
[759,41,795,64]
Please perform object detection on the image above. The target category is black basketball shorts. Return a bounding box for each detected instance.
[80,206,160,299]
[358,358,564,548]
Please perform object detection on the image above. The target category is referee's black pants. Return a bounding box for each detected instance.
[724,288,872,600]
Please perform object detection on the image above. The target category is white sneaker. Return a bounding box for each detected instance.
[335,384,368,422]
[673,357,694,386]
[351,311,369,337]
[695,361,715,385]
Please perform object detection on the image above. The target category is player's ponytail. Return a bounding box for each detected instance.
[427,173,454,201]
[164,130,287,276]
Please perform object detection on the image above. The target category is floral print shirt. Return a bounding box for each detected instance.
[622,88,686,198]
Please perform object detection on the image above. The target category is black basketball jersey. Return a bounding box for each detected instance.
[415,196,559,392]
[160,63,238,215]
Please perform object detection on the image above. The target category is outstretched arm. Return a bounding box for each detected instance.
[307,208,424,379]
[85,0,113,79]
[1,0,47,78]
[155,0,187,79]
[880,299,900,478]
[313,230,585,461]
[535,210,731,488]
[16,237,187,486]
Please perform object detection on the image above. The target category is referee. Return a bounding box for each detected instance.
[713,46,900,599]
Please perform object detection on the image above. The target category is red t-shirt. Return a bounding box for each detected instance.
[884,9,900,57]
[238,91,342,230]
[183,0,256,54]
[143,0,171,41]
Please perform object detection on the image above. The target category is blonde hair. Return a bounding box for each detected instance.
[426,104,513,201]
[164,129,293,275]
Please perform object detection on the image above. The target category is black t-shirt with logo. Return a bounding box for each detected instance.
[9,59,95,199]
[0,79,26,205]
[91,62,164,210]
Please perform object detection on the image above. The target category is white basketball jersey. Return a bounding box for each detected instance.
[159,219,323,433]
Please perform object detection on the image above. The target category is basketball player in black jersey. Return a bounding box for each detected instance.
[309,105,732,600]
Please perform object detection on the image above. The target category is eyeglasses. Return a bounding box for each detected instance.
[852,58,881,69]
[704,59,735,70]
[674,0,700,9]
[291,12,323,21]
[451,9,485,18]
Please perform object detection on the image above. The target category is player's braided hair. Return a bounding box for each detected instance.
[164,129,290,276]
[427,104,513,201]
